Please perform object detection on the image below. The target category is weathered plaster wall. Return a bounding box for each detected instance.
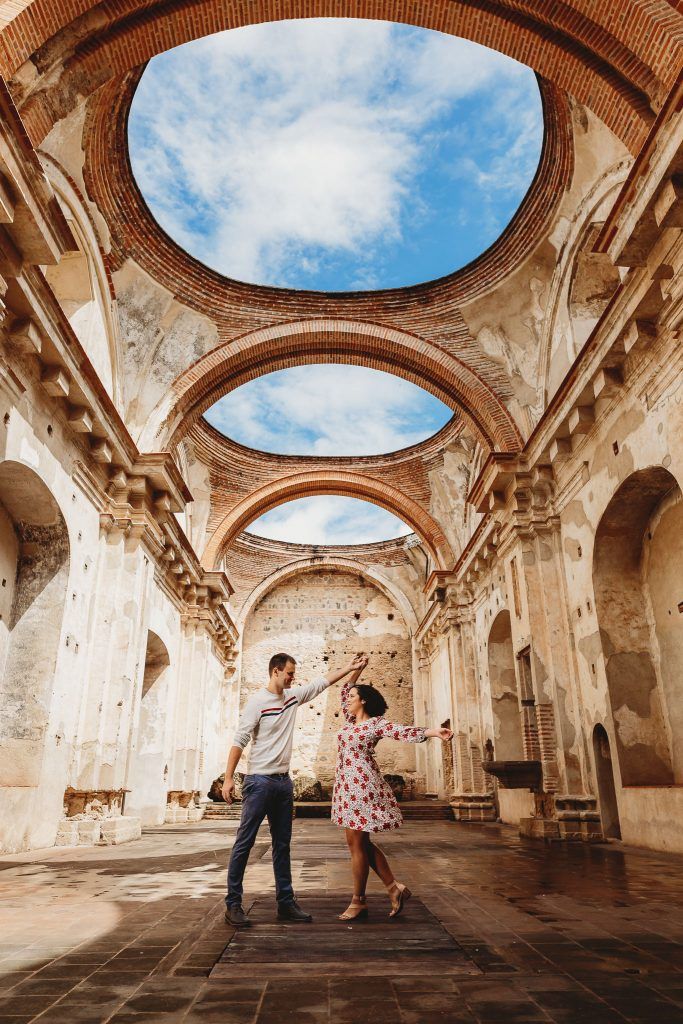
[459,104,630,430]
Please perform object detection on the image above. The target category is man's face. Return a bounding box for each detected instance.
[275,660,296,688]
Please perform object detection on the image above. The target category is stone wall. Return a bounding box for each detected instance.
[239,570,420,793]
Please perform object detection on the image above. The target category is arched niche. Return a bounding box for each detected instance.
[44,220,115,397]
[41,163,120,403]
[592,724,621,840]
[593,466,683,786]
[487,609,524,761]
[568,223,623,351]
[127,629,172,825]
[0,462,69,787]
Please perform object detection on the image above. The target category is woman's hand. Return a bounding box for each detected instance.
[425,727,454,742]
[347,653,368,673]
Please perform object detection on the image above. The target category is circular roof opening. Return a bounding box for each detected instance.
[129,19,543,292]
[204,364,453,456]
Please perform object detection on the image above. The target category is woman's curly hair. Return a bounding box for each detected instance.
[355,683,388,718]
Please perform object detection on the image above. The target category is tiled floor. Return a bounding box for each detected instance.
[1,819,683,1022]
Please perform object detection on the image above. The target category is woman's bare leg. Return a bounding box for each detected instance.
[363,834,394,887]
[346,828,370,895]
[363,834,411,916]
[340,829,370,919]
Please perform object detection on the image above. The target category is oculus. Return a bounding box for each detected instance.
[129,19,543,291]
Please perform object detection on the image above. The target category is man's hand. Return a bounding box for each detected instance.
[347,653,368,673]
[222,776,236,804]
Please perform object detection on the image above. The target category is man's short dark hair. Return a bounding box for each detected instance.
[269,653,296,675]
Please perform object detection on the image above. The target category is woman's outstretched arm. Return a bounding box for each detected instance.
[375,721,453,743]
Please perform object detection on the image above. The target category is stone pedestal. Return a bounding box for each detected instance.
[55,819,79,846]
[100,817,141,845]
[75,820,101,845]
[450,793,497,822]
[165,790,202,824]
[165,806,189,823]
[520,794,604,842]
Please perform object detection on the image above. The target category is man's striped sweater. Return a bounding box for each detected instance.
[232,677,329,775]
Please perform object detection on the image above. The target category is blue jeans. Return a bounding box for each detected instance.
[226,773,294,908]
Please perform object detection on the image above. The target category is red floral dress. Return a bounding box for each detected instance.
[331,680,426,832]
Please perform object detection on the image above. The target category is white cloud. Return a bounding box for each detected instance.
[129,19,541,287]
[205,364,451,455]
[249,496,412,545]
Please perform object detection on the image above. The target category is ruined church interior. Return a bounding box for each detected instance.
[0,1,682,1020]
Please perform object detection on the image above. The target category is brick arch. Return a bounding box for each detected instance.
[201,471,455,570]
[155,319,523,453]
[4,1,681,151]
[238,557,419,633]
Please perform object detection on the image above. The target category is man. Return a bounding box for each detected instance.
[223,650,367,927]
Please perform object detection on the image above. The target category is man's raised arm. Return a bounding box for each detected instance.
[295,654,368,704]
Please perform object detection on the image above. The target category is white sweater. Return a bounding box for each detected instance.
[233,677,329,775]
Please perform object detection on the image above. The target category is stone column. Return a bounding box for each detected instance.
[518,522,600,839]
[166,617,210,821]
[66,521,151,843]
[413,641,433,795]
[71,523,152,793]
[449,606,496,822]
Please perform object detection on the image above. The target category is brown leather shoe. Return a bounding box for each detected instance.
[225,905,251,927]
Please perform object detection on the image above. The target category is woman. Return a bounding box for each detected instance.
[332,663,453,921]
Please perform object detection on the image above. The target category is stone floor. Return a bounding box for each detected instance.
[1,819,683,1023]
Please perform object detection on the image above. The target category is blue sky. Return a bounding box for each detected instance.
[129,19,543,291]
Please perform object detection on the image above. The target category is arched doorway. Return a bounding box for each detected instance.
[593,466,683,786]
[0,462,69,792]
[593,724,621,840]
[127,630,172,826]
[488,610,523,760]
[487,609,530,825]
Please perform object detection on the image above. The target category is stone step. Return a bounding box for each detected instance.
[202,800,454,821]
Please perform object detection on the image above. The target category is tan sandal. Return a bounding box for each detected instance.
[338,895,368,921]
[387,881,411,918]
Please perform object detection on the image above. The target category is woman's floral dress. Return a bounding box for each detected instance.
[331,680,426,832]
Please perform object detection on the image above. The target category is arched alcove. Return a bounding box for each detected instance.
[127,630,172,825]
[488,610,523,760]
[593,724,621,840]
[42,195,117,400]
[568,223,622,351]
[0,462,69,788]
[593,466,683,786]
